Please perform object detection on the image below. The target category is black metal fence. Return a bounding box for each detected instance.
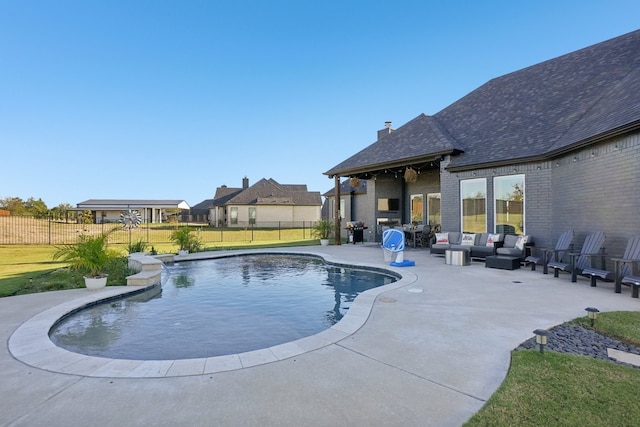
[0,216,317,245]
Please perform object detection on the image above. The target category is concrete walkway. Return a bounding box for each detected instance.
[2,244,639,426]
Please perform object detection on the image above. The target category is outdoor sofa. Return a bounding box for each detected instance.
[430,232,505,259]
[431,232,531,261]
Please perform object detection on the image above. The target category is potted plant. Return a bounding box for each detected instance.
[170,227,202,255]
[52,229,118,290]
[312,219,334,246]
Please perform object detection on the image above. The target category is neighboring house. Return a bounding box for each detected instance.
[322,178,370,239]
[198,177,322,227]
[74,199,190,224]
[325,29,640,255]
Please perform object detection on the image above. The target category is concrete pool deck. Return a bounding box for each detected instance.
[2,244,639,426]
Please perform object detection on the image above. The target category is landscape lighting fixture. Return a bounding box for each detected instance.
[585,307,600,327]
[533,329,549,354]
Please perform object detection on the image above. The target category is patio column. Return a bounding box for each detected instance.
[334,175,341,245]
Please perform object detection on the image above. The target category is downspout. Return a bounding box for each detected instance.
[334,176,341,245]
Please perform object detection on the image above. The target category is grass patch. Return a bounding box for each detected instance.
[465,350,640,426]
[571,311,640,345]
[466,311,640,426]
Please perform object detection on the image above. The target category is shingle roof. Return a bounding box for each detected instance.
[325,29,640,175]
[227,178,322,206]
[325,113,462,176]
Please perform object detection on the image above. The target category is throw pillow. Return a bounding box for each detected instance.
[486,233,501,246]
[515,235,529,250]
[461,233,476,246]
[435,232,449,244]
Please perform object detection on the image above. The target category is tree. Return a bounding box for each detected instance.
[0,197,26,214]
[51,203,74,221]
[80,210,94,224]
[25,197,49,218]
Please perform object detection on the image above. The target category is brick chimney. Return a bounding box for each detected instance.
[242,176,249,189]
[377,121,393,141]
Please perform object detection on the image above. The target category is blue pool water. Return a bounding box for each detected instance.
[50,254,397,360]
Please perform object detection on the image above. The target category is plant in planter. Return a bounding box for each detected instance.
[52,229,119,290]
[170,227,202,255]
[312,219,334,246]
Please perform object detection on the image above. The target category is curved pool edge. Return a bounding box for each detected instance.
[8,247,417,379]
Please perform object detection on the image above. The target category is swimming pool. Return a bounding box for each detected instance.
[49,254,397,360]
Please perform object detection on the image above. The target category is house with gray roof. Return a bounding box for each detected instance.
[325,29,640,255]
[199,177,322,227]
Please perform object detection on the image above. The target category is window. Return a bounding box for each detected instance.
[461,179,486,233]
[248,207,256,225]
[494,174,525,234]
[329,197,345,219]
[230,207,238,225]
[427,193,441,225]
[410,194,423,223]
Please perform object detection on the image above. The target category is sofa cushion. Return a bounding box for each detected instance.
[448,232,462,245]
[471,245,496,257]
[503,234,519,248]
[435,232,449,244]
[486,233,502,246]
[461,233,476,246]
[515,235,529,250]
[496,247,523,257]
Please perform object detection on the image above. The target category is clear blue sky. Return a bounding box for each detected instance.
[2,1,639,208]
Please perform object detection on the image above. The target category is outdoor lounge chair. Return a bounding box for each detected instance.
[621,275,640,298]
[582,235,640,290]
[547,231,606,282]
[524,230,574,274]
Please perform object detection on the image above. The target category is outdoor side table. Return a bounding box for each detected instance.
[445,249,471,266]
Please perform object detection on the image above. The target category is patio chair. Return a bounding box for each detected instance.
[418,224,432,248]
[524,230,574,274]
[621,275,640,298]
[548,231,606,282]
[582,235,640,290]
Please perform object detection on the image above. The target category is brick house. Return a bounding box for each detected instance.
[324,29,640,255]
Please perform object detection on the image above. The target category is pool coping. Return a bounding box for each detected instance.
[8,248,417,378]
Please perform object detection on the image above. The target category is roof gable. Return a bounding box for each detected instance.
[227,178,321,206]
[325,114,461,176]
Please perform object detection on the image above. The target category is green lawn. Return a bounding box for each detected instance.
[465,311,640,426]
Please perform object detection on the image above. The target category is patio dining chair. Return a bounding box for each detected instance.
[548,231,606,282]
[524,230,574,274]
[582,235,640,290]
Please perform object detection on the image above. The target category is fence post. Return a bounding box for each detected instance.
[278,221,281,240]
[48,215,52,245]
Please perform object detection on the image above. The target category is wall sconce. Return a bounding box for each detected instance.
[533,329,549,354]
[573,157,578,162]
[585,307,599,327]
